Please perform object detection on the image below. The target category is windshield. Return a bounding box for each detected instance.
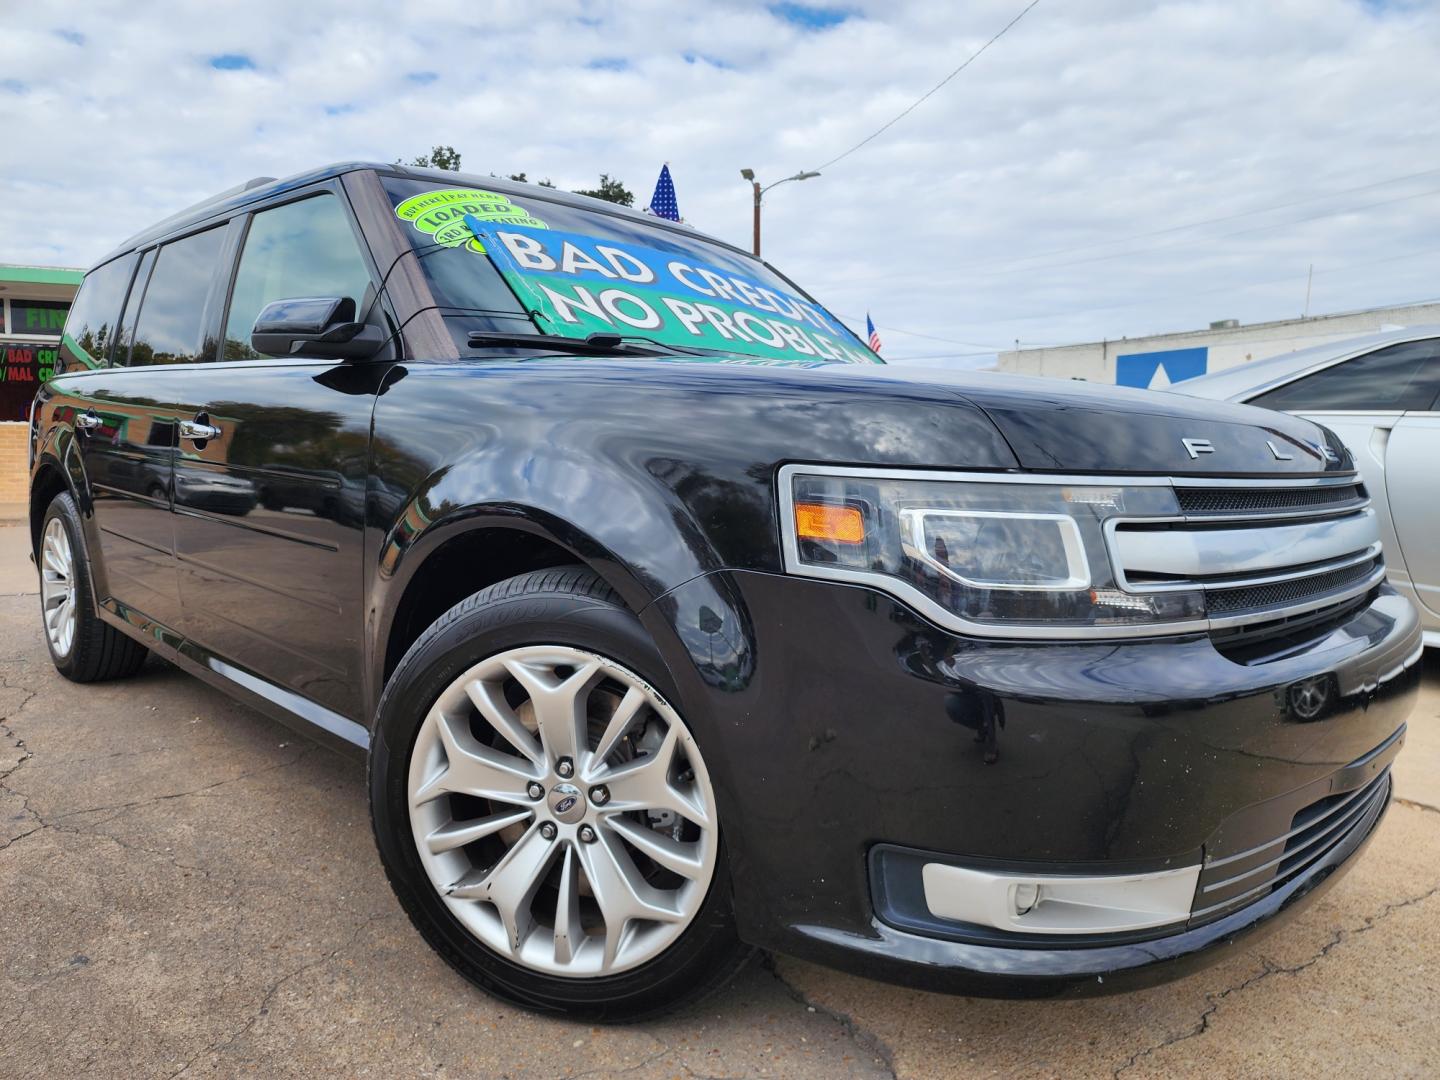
[383,177,879,365]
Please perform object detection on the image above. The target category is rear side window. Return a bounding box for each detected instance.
[59,253,138,371]
[1250,339,1440,412]
[113,249,157,368]
[126,226,226,366]
[222,194,375,360]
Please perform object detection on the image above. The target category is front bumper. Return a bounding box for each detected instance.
[647,571,1422,997]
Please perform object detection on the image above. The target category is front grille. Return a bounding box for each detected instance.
[1107,476,1381,643]
[1192,768,1390,923]
[1206,556,1383,615]
[1176,483,1366,518]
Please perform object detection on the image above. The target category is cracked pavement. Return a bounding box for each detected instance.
[1,526,1437,1078]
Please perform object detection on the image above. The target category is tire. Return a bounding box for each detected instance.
[38,492,148,682]
[370,566,750,1022]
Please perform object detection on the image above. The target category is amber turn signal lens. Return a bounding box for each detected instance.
[795,502,866,544]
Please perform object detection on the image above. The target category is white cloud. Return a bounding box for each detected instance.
[4,0,1439,367]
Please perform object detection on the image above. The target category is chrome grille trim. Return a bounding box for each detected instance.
[1124,545,1381,592]
[1204,771,1388,872]
[1179,502,1371,524]
[1104,483,1384,632]
[1168,474,1359,489]
[1205,569,1384,630]
[1204,557,1383,615]
[1200,781,1384,892]
[1191,769,1390,921]
[1204,570,1385,631]
[1107,508,1380,589]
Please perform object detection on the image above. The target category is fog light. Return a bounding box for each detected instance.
[922,861,1200,935]
[1012,882,1041,915]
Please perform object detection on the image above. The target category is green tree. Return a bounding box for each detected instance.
[572,174,633,206]
[504,172,556,188]
[402,145,462,171]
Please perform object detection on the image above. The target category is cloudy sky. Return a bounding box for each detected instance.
[4,0,1439,365]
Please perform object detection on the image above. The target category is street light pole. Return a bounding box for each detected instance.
[751,179,762,258]
[739,169,820,258]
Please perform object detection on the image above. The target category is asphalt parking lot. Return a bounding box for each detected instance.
[1,524,1437,1079]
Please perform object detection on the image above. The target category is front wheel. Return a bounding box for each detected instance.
[369,567,748,1022]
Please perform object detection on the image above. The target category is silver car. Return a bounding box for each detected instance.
[1178,327,1440,647]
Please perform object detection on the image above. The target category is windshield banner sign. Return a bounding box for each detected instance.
[464,217,878,364]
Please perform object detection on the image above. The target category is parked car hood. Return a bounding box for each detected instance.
[469,355,1350,477]
[1172,325,1440,404]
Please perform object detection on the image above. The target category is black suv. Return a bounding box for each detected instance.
[32,163,1421,1021]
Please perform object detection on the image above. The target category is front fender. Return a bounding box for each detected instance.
[366,438,739,722]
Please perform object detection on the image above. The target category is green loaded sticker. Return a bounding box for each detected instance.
[394,188,549,252]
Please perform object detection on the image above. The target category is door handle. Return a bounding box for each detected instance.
[179,418,222,442]
[75,410,101,432]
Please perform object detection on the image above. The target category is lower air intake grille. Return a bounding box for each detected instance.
[1192,768,1390,923]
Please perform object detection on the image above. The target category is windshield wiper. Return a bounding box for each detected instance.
[468,331,725,357]
[467,331,663,355]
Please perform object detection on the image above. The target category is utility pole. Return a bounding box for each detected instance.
[738,168,821,258]
[1303,263,1314,318]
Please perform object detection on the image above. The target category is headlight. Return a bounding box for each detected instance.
[779,465,1205,637]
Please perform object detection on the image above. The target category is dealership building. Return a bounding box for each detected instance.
[0,263,81,506]
[995,301,1440,388]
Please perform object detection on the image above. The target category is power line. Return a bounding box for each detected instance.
[811,0,1041,173]
[976,165,1440,272]
[839,208,1440,357]
[952,183,1440,280]
[877,350,1001,361]
[834,312,1009,350]
[983,244,1440,327]
[998,296,1440,357]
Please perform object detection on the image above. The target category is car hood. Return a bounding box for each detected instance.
[477,355,1351,477]
[803,364,1352,476]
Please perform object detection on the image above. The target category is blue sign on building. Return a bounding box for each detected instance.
[1116,346,1208,389]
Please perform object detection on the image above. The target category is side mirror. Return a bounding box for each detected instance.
[251,297,384,361]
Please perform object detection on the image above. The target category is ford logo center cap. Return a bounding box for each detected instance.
[548,783,585,823]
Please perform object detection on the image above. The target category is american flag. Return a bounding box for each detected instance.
[866,314,882,354]
[645,163,680,221]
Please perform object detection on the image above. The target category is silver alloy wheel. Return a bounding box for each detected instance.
[407,644,718,977]
[40,517,77,658]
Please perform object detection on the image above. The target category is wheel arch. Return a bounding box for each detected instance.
[371,507,674,718]
[29,455,73,555]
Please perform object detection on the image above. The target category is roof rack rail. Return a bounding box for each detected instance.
[243,176,278,191]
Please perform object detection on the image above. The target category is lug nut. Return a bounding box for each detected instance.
[556,757,575,779]
[589,785,610,806]
[527,781,544,800]
[578,825,597,844]
[540,822,557,841]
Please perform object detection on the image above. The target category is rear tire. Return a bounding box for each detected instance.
[38,492,148,682]
[370,566,749,1022]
